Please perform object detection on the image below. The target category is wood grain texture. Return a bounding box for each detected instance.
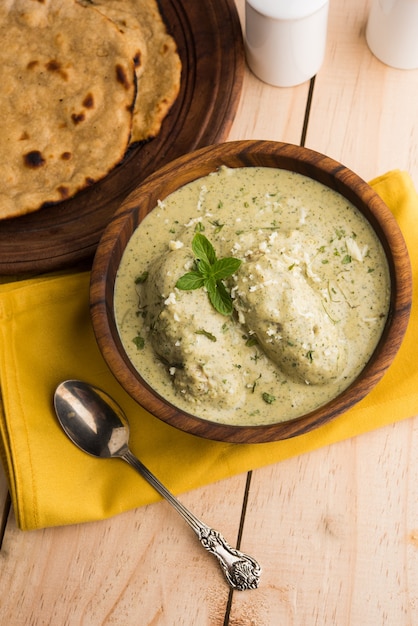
[0,0,244,275]
[306,0,418,186]
[90,140,412,443]
[228,0,311,145]
[0,474,248,625]
[1,0,418,623]
[231,419,418,626]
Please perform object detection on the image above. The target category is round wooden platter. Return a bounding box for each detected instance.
[0,0,244,275]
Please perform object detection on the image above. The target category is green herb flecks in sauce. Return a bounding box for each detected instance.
[114,167,390,426]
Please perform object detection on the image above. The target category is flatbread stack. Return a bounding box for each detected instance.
[80,0,182,143]
[0,0,181,220]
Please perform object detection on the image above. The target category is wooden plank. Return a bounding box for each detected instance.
[228,1,418,623]
[306,0,418,185]
[230,418,418,624]
[4,1,417,624]
[0,475,248,625]
[228,71,310,144]
[229,0,311,145]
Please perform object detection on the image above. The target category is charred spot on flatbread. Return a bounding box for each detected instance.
[24,151,46,169]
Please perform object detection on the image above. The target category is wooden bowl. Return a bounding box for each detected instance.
[90,140,412,443]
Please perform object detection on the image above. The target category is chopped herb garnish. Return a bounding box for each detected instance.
[132,334,145,350]
[210,219,224,233]
[195,329,217,342]
[251,374,262,393]
[262,392,276,404]
[175,233,241,316]
[342,255,352,264]
[135,271,149,284]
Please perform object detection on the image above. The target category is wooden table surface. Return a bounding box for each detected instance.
[1,0,418,624]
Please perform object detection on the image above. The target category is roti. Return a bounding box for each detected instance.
[0,0,182,220]
[80,0,182,143]
[0,0,136,219]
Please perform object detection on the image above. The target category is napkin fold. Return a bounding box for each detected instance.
[0,170,417,531]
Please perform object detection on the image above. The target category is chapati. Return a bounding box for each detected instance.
[0,0,136,219]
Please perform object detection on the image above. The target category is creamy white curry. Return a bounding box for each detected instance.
[114,167,390,425]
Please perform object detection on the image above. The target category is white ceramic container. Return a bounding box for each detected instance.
[245,0,329,87]
[366,0,418,69]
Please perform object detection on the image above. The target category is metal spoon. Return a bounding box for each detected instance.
[53,379,261,591]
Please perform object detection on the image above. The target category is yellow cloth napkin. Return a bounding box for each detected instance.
[0,169,417,531]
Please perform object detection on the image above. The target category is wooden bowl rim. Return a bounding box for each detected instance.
[90,140,412,443]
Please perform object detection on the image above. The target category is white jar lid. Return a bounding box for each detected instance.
[246,0,328,21]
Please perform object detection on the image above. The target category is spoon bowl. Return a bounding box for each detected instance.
[54,380,131,459]
[54,379,261,591]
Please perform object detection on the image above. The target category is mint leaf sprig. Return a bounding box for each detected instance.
[175,233,241,316]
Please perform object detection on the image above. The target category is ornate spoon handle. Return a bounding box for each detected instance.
[196,523,261,590]
[122,450,261,590]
